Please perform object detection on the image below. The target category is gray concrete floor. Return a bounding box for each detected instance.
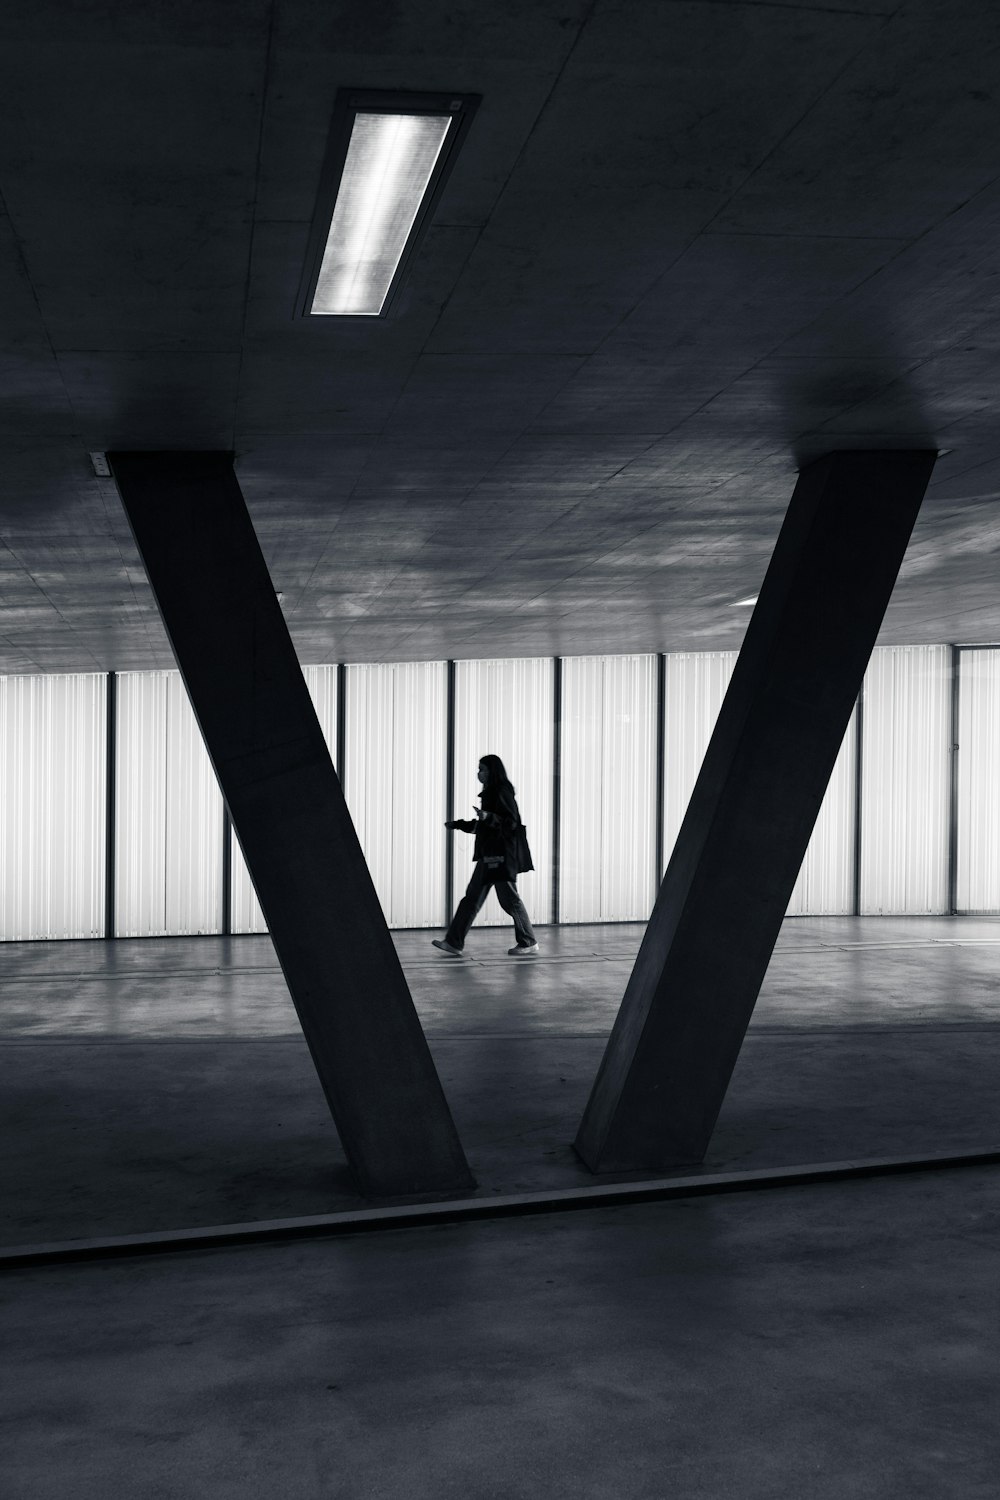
[2,918,999,1497]
[1,917,999,1243]
[2,1169,999,1498]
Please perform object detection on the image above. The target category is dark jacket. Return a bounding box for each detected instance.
[451,782,533,881]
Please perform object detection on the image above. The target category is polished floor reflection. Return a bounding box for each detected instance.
[2,917,999,1244]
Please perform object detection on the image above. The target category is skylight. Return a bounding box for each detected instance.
[300,92,480,319]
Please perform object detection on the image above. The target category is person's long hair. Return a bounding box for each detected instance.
[478,753,514,796]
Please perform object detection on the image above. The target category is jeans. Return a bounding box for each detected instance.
[445,862,537,949]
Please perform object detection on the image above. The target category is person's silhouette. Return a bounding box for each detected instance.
[433,754,538,957]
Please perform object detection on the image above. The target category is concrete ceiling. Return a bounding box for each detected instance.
[2,0,1000,673]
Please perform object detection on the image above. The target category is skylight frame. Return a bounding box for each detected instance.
[297,88,480,320]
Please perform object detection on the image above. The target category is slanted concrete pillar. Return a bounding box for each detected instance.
[575,450,936,1174]
[110,451,473,1198]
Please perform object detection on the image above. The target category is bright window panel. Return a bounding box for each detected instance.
[560,655,657,922]
[229,665,339,936]
[312,112,452,315]
[663,651,855,916]
[344,661,447,928]
[0,672,106,940]
[956,648,1000,913]
[860,645,950,915]
[662,651,737,869]
[785,706,856,916]
[453,658,553,928]
[115,672,223,937]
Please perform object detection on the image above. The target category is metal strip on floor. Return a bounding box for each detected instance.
[3,1145,999,1271]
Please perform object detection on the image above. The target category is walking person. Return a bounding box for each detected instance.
[433,754,539,957]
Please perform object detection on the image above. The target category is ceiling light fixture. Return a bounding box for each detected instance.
[730,595,759,607]
[299,89,480,319]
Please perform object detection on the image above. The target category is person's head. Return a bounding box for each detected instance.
[477,754,511,790]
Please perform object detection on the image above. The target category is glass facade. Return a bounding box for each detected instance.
[453,657,554,926]
[115,671,224,937]
[344,661,447,929]
[230,665,339,936]
[784,709,857,917]
[662,651,856,915]
[560,654,657,922]
[3,642,998,941]
[662,650,737,868]
[0,672,106,940]
[860,645,950,915]
[956,647,1000,913]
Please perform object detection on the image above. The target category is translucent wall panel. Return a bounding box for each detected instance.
[560,655,657,922]
[230,665,339,935]
[956,648,1000,913]
[662,651,855,916]
[116,672,223,937]
[0,672,106,940]
[662,651,737,867]
[860,645,950,915]
[785,708,856,916]
[344,661,447,929]
[453,658,553,927]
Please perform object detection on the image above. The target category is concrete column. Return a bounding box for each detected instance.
[110,451,473,1198]
[575,450,936,1174]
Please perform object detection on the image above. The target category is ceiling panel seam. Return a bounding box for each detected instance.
[416,0,602,356]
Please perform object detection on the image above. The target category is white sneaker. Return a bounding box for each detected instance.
[508,943,539,956]
[432,938,465,957]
